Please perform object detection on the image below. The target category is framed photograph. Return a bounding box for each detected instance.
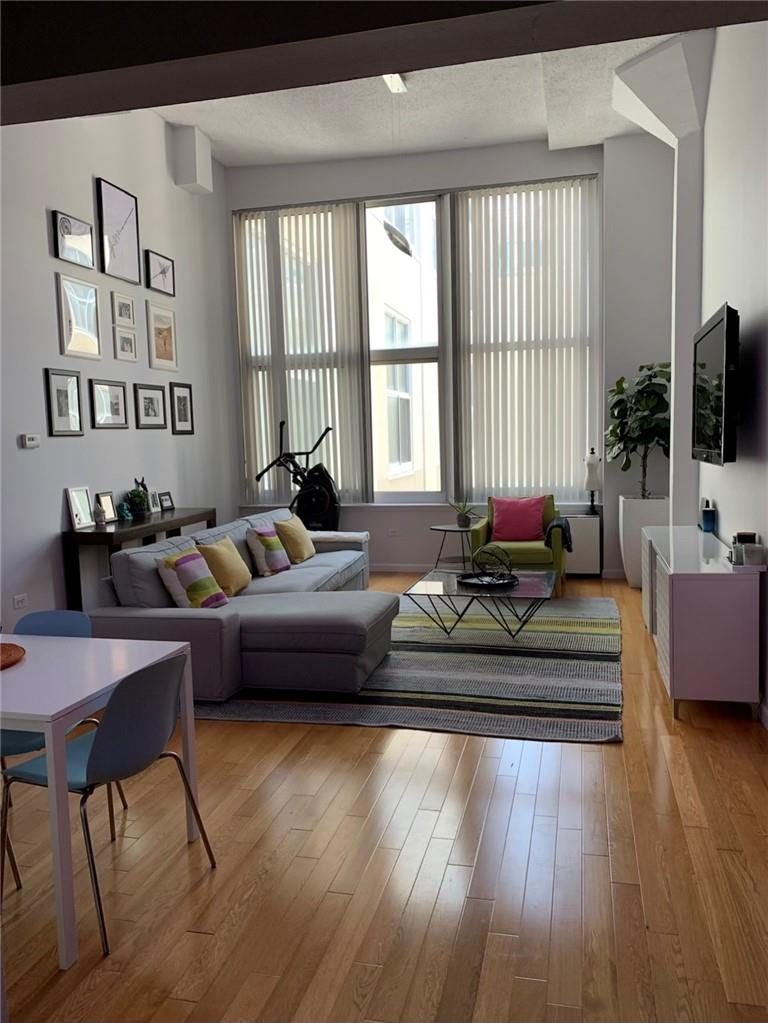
[159,491,175,512]
[90,378,128,429]
[44,368,83,436]
[66,486,94,530]
[57,273,101,359]
[145,250,175,296]
[134,383,166,429]
[95,491,118,523]
[111,291,135,327]
[96,177,140,283]
[113,327,137,362]
[146,301,177,371]
[170,382,194,434]
[148,488,161,513]
[52,211,94,268]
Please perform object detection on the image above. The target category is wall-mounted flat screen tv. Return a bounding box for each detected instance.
[692,302,739,465]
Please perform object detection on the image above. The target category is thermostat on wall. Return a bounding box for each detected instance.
[20,433,41,449]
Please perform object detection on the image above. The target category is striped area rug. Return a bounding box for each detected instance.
[195,596,623,743]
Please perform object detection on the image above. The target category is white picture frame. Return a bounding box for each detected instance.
[57,273,101,359]
[66,486,94,530]
[112,291,135,327]
[146,301,177,371]
[148,488,161,513]
[113,327,138,362]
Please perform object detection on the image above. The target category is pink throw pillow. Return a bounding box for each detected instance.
[491,496,546,541]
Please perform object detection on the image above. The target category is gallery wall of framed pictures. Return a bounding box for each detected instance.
[45,174,195,438]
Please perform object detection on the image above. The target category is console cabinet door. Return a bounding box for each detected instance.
[654,559,671,692]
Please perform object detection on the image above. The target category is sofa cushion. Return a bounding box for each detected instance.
[238,566,339,595]
[197,536,252,596]
[239,508,293,531]
[490,496,546,541]
[160,548,229,608]
[239,592,399,655]
[476,540,554,565]
[300,550,366,589]
[246,526,291,577]
[192,519,251,566]
[111,535,196,608]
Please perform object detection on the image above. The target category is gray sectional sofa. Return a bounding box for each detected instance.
[90,508,399,701]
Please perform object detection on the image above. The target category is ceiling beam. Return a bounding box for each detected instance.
[2,1,765,125]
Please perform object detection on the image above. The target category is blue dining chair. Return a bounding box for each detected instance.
[1,610,128,893]
[1,654,215,955]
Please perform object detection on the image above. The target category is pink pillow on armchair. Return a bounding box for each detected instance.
[491,496,546,541]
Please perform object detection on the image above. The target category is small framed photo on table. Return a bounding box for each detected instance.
[95,491,118,523]
[52,211,94,268]
[170,382,194,434]
[44,368,83,436]
[148,489,161,513]
[159,491,175,512]
[134,383,167,429]
[66,486,94,529]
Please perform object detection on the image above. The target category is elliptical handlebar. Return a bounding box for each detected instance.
[254,421,333,483]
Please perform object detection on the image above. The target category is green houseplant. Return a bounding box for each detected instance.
[126,486,150,522]
[605,362,671,587]
[449,499,475,529]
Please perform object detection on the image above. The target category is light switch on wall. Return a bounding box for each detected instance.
[19,433,40,449]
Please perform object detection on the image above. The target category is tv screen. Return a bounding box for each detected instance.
[692,303,739,465]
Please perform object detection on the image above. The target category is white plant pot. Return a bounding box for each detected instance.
[619,495,669,588]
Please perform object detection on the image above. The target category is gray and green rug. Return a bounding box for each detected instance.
[195,595,623,743]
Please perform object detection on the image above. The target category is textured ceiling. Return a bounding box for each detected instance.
[155,35,672,166]
[542,35,674,149]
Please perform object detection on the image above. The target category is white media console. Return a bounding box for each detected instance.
[641,525,764,719]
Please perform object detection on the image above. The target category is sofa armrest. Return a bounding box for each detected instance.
[469,518,490,555]
[309,531,370,587]
[89,606,242,702]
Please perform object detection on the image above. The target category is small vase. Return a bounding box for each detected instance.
[457,513,472,528]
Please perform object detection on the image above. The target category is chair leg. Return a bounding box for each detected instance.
[79,793,110,956]
[1,758,12,808]
[159,752,216,869]
[114,781,128,811]
[1,781,21,896]
[106,784,116,843]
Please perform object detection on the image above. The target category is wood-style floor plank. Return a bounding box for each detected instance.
[5,576,768,1023]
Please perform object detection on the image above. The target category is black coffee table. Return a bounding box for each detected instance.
[405,569,557,638]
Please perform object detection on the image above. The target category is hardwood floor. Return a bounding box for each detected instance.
[3,577,768,1023]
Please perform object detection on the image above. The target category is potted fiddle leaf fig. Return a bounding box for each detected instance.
[605,362,671,587]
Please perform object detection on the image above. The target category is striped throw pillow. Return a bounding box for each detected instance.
[246,526,291,577]
[158,549,229,609]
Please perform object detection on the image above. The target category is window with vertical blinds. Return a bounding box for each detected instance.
[454,177,600,502]
[234,205,365,504]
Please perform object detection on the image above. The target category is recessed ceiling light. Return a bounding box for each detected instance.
[382,73,407,94]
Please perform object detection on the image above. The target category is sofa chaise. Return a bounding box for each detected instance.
[90,509,399,701]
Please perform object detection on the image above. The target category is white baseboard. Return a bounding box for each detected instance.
[601,569,626,580]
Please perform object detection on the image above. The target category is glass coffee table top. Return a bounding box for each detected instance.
[406,569,557,600]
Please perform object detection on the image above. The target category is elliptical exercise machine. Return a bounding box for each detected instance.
[255,420,341,531]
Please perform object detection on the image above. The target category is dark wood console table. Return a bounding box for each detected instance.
[62,506,216,610]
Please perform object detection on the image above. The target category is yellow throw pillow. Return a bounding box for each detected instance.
[274,514,316,564]
[197,535,251,596]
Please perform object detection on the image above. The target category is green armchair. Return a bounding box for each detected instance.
[469,495,566,596]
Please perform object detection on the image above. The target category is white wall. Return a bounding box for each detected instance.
[699,23,768,709]
[227,140,603,210]
[602,134,675,576]
[1,109,241,623]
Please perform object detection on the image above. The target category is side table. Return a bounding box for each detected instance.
[430,524,474,571]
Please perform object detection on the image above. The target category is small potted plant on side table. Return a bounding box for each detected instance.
[450,499,475,529]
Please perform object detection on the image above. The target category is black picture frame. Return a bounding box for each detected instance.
[158,491,175,511]
[133,383,167,429]
[145,249,176,296]
[44,368,84,437]
[170,382,194,434]
[52,210,94,268]
[95,491,118,523]
[89,378,129,429]
[95,177,141,284]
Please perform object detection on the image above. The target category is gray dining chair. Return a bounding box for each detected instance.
[0,654,215,955]
[1,609,128,895]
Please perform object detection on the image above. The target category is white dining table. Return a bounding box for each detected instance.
[0,634,198,970]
